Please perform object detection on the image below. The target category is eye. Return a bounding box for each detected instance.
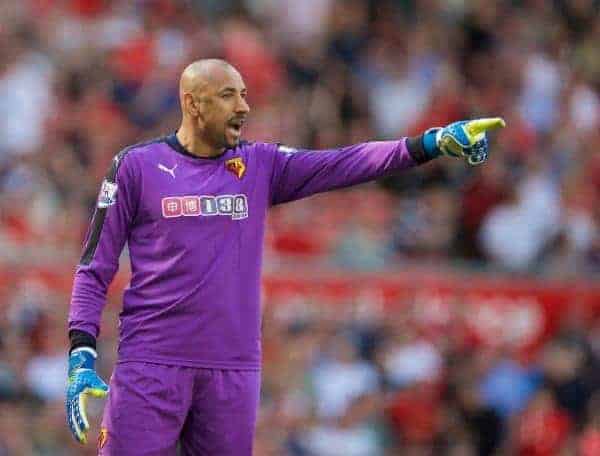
[221,92,234,99]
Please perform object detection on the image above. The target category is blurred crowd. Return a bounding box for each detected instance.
[1,285,600,455]
[0,0,599,454]
[257,297,600,455]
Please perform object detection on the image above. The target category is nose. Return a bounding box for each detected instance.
[236,95,250,115]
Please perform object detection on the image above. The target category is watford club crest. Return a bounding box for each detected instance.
[225,157,246,179]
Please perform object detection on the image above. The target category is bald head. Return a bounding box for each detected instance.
[179,59,239,100]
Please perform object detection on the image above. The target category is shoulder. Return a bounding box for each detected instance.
[234,140,298,158]
[236,140,291,152]
[273,143,299,155]
[117,136,167,163]
[112,136,168,173]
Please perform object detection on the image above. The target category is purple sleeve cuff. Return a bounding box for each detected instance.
[68,320,100,339]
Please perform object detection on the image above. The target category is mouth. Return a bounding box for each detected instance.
[227,118,245,136]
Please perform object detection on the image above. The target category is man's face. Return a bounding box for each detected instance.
[192,66,250,149]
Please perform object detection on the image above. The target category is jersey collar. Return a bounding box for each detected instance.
[165,132,227,160]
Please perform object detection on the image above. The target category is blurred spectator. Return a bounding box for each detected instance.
[380,327,442,389]
[310,334,379,419]
[479,156,561,272]
[392,187,459,260]
[0,24,54,160]
[302,393,384,456]
[386,382,442,448]
[457,158,509,260]
[579,393,600,456]
[479,354,541,419]
[333,192,394,270]
[516,389,571,456]
[518,50,563,134]
[455,382,503,456]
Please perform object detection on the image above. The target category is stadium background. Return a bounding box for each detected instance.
[1,0,599,454]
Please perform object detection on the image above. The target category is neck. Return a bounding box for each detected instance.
[176,124,225,159]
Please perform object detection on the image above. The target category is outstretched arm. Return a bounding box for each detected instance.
[270,138,419,205]
[269,117,505,205]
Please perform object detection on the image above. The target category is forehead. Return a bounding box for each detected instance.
[203,66,246,93]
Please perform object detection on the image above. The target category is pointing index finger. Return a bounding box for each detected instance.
[466,117,506,136]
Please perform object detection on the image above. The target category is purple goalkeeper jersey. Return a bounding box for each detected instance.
[69,133,418,369]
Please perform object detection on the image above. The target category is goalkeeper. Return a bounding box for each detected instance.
[66,58,504,455]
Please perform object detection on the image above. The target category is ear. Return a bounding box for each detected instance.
[184,93,200,117]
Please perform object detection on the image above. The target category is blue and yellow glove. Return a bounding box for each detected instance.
[423,117,506,165]
[66,347,108,444]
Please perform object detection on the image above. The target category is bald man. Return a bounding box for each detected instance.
[66,59,504,454]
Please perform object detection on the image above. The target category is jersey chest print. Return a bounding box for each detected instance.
[161,194,249,220]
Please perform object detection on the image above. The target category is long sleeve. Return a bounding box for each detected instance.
[269,139,418,205]
[68,151,139,338]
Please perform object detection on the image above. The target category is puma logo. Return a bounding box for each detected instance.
[158,163,177,178]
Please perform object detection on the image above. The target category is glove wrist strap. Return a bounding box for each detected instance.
[69,329,97,354]
[406,132,439,164]
[422,128,442,159]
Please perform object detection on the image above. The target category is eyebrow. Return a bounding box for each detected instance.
[218,86,247,94]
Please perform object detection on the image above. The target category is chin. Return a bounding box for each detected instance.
[225,137,240,148]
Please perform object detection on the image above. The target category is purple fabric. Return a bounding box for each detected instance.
[69,137,416,369]
[99,362,260,455]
